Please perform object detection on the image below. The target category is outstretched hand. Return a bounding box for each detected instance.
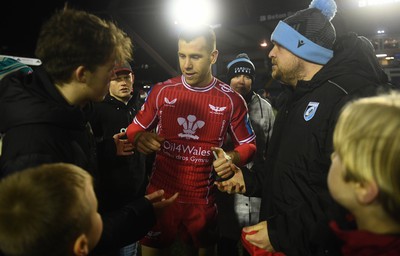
[145,189,178,217]
[214,163,246,194]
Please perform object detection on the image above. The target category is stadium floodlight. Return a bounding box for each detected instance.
[169,0,218,28]
[358,0,400,7]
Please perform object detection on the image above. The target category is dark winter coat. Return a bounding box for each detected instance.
[89,94,148,212]
[0,67,156,255]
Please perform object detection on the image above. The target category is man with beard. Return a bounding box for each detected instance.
[214,0,390,255]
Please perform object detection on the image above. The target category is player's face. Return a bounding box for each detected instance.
[178,36,218,88]
[230,74,252,96]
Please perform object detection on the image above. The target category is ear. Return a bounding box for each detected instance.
[210,50,219,64]
[74,66,87,83]
[73,234,89,256]
[354,179,379,205]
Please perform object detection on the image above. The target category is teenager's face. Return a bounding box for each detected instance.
[230,74,252,96]
[178,37,218,88]
[86,59,115,102]
[109,72,134,103]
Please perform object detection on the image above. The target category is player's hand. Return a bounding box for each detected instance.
[134,132,165,155]
[214,163,246,194]
[211,147,233,179]
[113,132,134,156]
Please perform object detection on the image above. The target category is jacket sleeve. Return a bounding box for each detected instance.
[92,197,156,253]
[241,166,265,198]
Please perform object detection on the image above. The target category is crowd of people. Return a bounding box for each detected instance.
[0,0,399,255]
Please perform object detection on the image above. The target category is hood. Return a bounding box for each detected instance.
[0,67,86,133]
[313,32,388,85]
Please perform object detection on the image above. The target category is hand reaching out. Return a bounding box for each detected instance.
[145,189,179,218]
[214,163,246,194]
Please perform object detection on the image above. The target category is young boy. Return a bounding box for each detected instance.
[0,163,103,256]
[328,92,400,255]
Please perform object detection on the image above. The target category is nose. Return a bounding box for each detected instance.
[268,45,276,59]
[183,58,192,70]
[238,75,246,83]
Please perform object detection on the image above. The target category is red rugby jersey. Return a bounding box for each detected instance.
[127,76,255,204]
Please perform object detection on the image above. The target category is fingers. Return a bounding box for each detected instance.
[152,192,179,209]
[212,148,234,180]
[112,131,126,140]
[211,147,232,160]
[136,132,165,154]
[144,189,165,201]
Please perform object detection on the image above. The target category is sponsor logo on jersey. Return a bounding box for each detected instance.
[177,115,204,140]
[304,102,319,121]
[164,97,177,107]
[209,104,226,115]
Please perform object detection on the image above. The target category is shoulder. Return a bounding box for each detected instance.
[213,79,235,94]
[159,76,182,87]
[328,74,382,96]
[149,76,182,94]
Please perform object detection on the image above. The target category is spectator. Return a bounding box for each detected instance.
[0,8,177,255]
[216,53,275,256]
[215,0,390,255]
[89,61,147,256]
[0,163,102,256]
[328,92,400,255]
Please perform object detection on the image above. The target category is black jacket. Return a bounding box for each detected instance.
[89,94,148,212]
[0,67,155,255]
[242,33,391,256]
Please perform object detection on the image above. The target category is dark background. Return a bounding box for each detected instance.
[3,0,399,93]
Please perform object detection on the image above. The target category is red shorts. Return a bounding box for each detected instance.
[140,199,218,249]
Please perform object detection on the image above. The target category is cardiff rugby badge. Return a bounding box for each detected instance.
[304,102,319,121]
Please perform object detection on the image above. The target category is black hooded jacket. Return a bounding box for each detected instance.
[89,94,148,213]
[0,67,155,254]
[242,33,391,256]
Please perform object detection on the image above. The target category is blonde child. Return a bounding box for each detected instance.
[328,92,400,255]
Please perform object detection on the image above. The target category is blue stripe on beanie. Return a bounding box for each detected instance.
[227,58,255,70]
[271,21,333,65]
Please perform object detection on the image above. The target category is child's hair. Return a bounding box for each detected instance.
[0,163,93,256]
[333,92,400,223]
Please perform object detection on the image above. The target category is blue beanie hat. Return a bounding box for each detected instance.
[227,53,256,82]
[271,0,337,65]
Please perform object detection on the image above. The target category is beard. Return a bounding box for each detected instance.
[271,57,304,86]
